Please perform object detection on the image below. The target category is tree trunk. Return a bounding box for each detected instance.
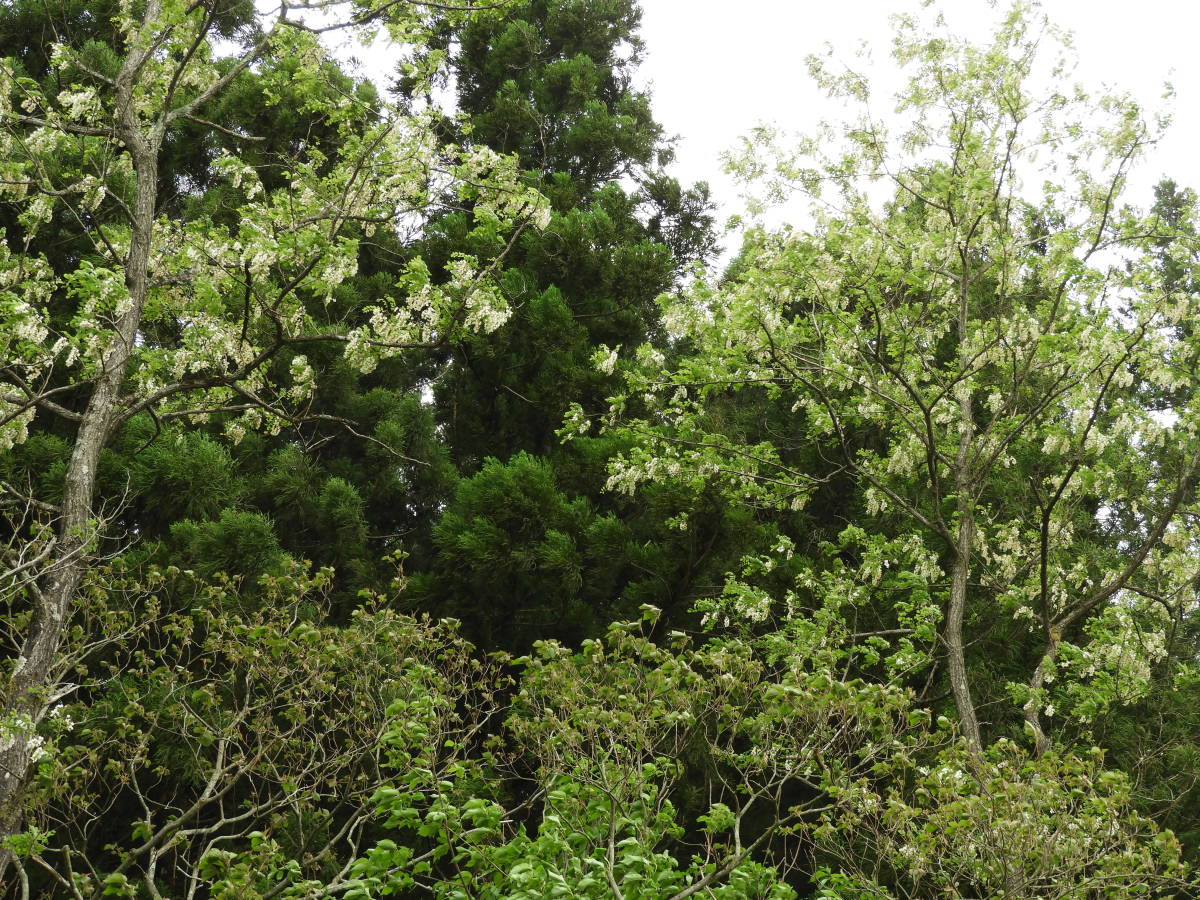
[0,97,158,879]
[946,487,982,754]
[1023,636,1058,756]
[946,261,982,754]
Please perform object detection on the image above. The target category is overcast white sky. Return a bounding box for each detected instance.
[635,0,1200,233]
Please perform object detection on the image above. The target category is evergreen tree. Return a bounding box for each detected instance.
[427,0,715,469]
[393,0,797,649]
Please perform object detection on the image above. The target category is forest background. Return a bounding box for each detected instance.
[1,0,1200,897]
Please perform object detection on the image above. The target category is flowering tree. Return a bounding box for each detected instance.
[0,0,548,872]
[592,2,1200,757]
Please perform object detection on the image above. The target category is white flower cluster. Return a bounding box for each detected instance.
[285,355,316,402]
[48,704,75,731]
[594,345,620,376]
[171,313,257,379]
[560,402,591,438]
[455,145,552,230]
[56,86,100,121]
[1092,606,1167,693]
[0,712,40,761]
[449,257,510,334]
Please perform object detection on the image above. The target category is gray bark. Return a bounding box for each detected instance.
[946,256,982,755]
[946,473,982,754]
[0,35,160,877]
